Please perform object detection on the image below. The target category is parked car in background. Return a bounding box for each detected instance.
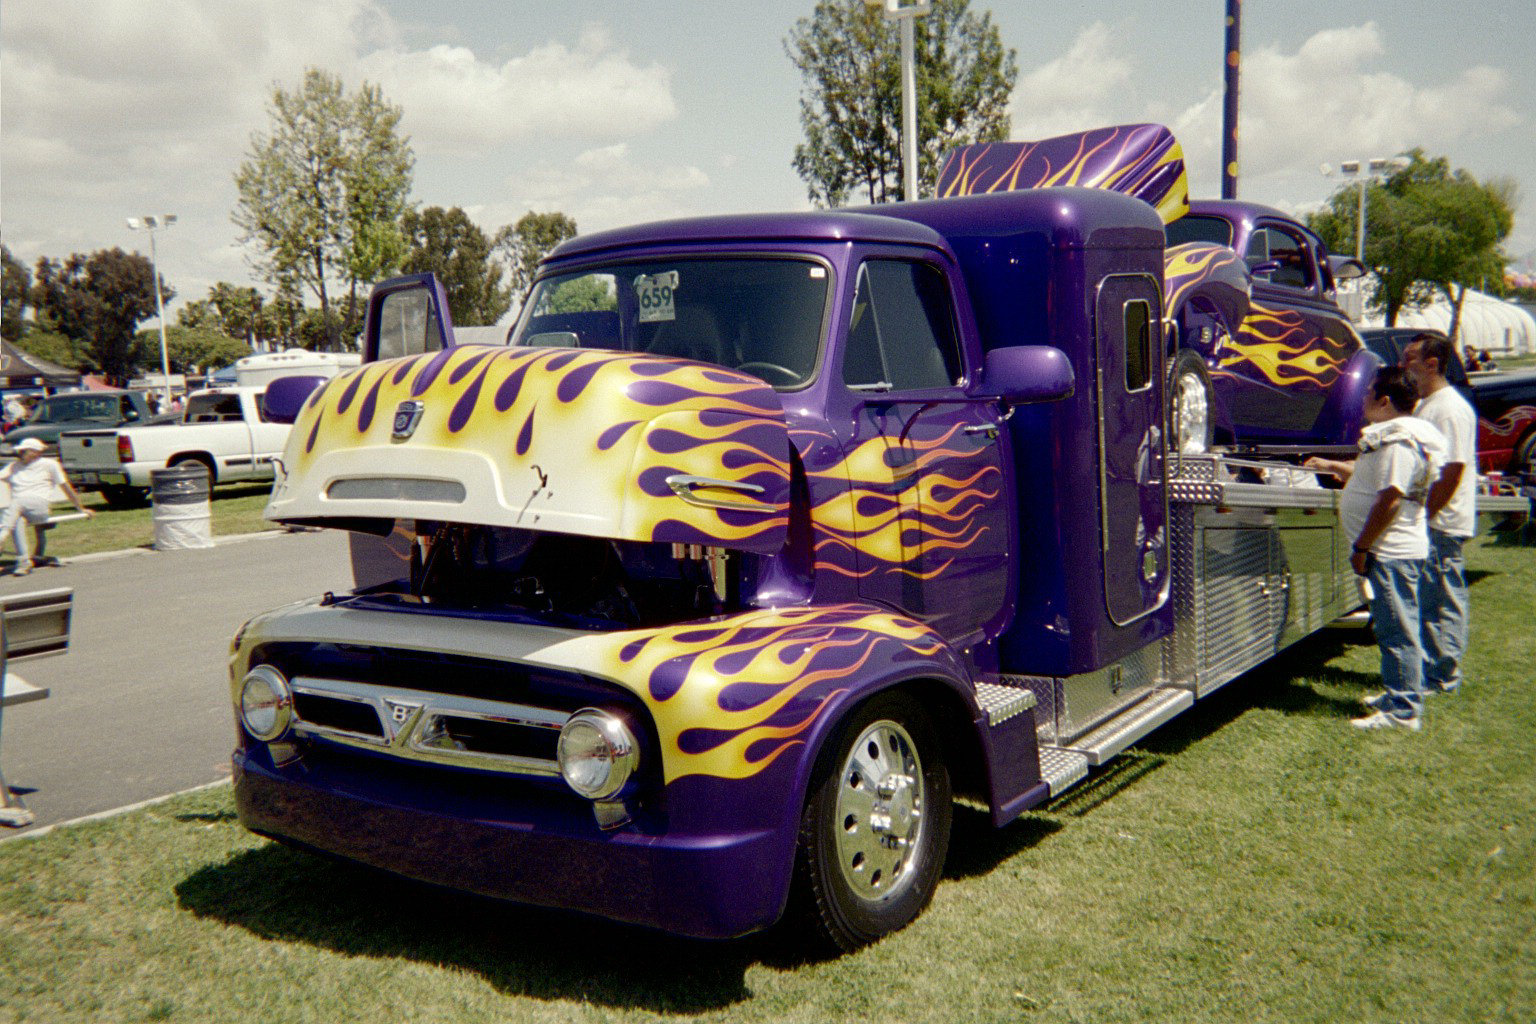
[0,390,158,457]
[938,125,1379,454]
[1362,327,1536,481]
[59,385,292,507]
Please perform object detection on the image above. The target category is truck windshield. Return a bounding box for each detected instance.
[510,257,829,390]
[31,396,123,423]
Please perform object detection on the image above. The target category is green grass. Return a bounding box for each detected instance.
[1,538,1533,1023]
[12,483,279,565]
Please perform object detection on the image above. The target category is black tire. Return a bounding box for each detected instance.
[791,691,952,952]
[1514,430,1536,483]
[101,485,148,509]
[1168,348,1215,456]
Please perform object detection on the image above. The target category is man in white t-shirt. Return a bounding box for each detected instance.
[1401,332,1478,696]
[1307,366,1445,730]
[0,437,94,575]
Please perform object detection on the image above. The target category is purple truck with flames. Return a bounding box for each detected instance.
[229,126,1400,950]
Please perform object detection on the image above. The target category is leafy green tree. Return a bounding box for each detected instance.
[29,248,169,385]
[2,245,31,342]
[786,0,1017,206]
[233,67,414,349]
[402,206,512,326]
[496,211,579,299]
[134,325,251,374]
[12,331,79,370]
[1310,150,1515,341]
[177,283,264,347]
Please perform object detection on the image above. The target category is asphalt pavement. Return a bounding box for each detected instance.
[0,528,354,838]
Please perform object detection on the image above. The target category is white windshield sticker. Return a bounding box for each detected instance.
[634,271,678,323]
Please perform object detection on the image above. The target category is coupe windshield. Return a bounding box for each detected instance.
[510,257,829,389]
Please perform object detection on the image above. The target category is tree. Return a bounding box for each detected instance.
[2,245,30,342]
[12,331,79,370]
[134,325,251,374]
[402,206,512,326]
[786,0,1017,206]
[1309,151,1516,341]
[233,67,414,349]
[29,248,168,385]
[177,282,264,347]
[496,211,578,300]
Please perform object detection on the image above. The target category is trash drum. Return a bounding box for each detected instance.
[150,463,213,550]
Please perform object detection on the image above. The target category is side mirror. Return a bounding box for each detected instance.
[981,345,1074,404]
[1329,256,1367,282]
[262,375,328,424]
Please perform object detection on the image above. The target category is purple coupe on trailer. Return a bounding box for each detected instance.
[939,124,1378,454]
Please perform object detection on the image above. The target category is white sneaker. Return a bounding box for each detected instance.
[1351,711,1421,732]
[1360,692,1388,711]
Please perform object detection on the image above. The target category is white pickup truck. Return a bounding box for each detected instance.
[59,386,291,507]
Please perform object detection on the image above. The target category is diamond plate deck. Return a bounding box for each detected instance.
[1060,687,1194,766]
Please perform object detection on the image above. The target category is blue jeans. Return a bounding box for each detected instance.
[1365,556,1424,720]
[1419,530,1468,693]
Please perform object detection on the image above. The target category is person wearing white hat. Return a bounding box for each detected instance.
[0,438,93,575]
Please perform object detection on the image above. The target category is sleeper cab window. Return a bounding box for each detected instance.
[1124,299,1153,393]
[376,288,444,361]
[843,259,964,392]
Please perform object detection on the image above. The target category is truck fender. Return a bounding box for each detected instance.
[1311,346,1385,446]
[166,452,218,483]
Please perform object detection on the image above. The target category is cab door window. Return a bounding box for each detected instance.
[843,260,963,391]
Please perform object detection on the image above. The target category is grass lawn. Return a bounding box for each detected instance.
[1,537,1533,1023]
[10,483,279,567]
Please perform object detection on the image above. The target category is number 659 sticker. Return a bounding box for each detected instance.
[633,271,679,323]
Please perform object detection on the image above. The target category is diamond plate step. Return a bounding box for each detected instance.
[1061,687,1194,766]
[974,680,1037,726]
[1036,746,1090,796]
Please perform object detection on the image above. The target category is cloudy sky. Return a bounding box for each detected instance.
[3,0,1530,321]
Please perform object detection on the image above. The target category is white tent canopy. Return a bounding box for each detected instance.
[1359,286,1535,356]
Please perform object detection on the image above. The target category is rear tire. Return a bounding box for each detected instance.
[1168,348,1215,456]
[168,454,216,486]
[1514,430,1536,483]
[791,691,951,952]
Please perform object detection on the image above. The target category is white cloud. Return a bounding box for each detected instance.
[488,143,711,235]
[1010,23,1133,141]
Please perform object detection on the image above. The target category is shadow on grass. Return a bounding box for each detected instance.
[176,844,761,1011]
[944,803,1062,878]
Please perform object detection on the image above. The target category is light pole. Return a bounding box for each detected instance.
[126,214,177,407]
[1320,158,1406,262]
[867,0,932,202]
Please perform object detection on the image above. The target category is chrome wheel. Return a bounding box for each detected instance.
[832,719,927,904]
[1169,349,1214,455]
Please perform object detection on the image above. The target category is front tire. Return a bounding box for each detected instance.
[792,692,952,952]
[101,485,147,509]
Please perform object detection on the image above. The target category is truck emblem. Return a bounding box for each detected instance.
[382,699,422,737]
[392,400,425,440]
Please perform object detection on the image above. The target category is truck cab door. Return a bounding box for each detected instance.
[363,273,454,362]
[839,257,1011,643]
[1094,275,1168,624]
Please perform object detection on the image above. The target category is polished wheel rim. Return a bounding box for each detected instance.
[833,719,925,904]
[1173,368,1210,455]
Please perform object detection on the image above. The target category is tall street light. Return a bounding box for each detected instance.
[1320,158,1406,262]
[126,214,177,406]
[867,0,932,202]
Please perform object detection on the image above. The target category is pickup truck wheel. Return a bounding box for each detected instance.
[168,455,216,485]
[1169,349,1214,456]
[1514,431,1536,482]
[792,692,951,952]
[102,485,148,509]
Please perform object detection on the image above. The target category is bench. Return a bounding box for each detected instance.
[0,587,73,826]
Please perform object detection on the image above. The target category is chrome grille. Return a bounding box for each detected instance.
[289,676,567,777]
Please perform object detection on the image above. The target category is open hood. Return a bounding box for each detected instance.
[266,345,792,554]
[936,123,1190,226]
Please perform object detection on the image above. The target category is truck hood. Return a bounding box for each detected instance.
[266,345,792,554]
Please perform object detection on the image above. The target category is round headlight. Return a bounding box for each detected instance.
[239,665,293,741]
[557,709,638,799]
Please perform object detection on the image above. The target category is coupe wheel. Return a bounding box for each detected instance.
[793,692,951,952]
[1168,348,1214,456]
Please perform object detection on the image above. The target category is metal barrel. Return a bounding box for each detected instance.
[149,463,213,549]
